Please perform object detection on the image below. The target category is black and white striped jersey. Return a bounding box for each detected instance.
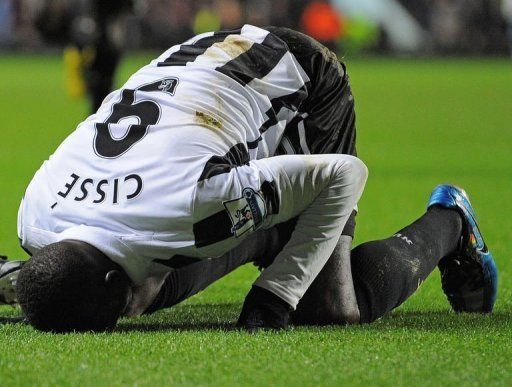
[18,25,311,283]
[154,24,311,158]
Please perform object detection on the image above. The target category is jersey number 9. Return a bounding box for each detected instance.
[94,89,161,158]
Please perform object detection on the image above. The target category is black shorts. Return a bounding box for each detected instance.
[265,26,357,157]
[266,27,357,237]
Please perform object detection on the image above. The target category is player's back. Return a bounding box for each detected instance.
[18,25,310,283]
[132,24,310,159]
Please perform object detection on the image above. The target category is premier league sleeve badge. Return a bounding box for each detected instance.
[223,188,267,237]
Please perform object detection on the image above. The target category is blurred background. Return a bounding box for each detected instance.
[2,0,511,113]
[1,0,511,56]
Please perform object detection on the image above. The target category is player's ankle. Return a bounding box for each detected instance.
[426,206,464,252]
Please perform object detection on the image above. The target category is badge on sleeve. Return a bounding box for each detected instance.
[223,188,267,237]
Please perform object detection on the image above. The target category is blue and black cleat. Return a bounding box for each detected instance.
[0,257,24,306]
[428,184,498,313]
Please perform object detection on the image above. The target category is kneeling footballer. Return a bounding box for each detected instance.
[0,26,497,332]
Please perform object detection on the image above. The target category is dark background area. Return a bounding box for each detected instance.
[1,0,511,56]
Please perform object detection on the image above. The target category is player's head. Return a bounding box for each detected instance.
[16,240,132,333]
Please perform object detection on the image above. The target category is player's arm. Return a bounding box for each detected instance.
[246,154,367,313]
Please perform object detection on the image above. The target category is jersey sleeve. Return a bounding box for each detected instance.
[190,154,366,255]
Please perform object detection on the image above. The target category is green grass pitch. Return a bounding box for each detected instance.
[0,55,511,385]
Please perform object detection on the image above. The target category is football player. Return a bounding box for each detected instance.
[2,26,497,332]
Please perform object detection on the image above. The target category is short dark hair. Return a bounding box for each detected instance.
[17,240,131,333]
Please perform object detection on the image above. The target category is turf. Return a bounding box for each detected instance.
[0,55,511,386]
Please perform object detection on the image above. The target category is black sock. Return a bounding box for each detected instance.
[351,207,463,323]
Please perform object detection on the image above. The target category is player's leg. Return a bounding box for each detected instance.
[139,227,289,315]
[262,28,498,324]
[86,2,123,112]
[265,26,360,324]
[258,217,361,325]
[291,235,360,324]
[237,154,367,329]
[142,153,367,327]
[350,206,462,323]
[349,185,498,323]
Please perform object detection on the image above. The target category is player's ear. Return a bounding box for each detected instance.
[104,270,125,287]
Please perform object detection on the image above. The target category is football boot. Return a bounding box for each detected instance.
[0,257,24,306]
[428,184,498,313]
